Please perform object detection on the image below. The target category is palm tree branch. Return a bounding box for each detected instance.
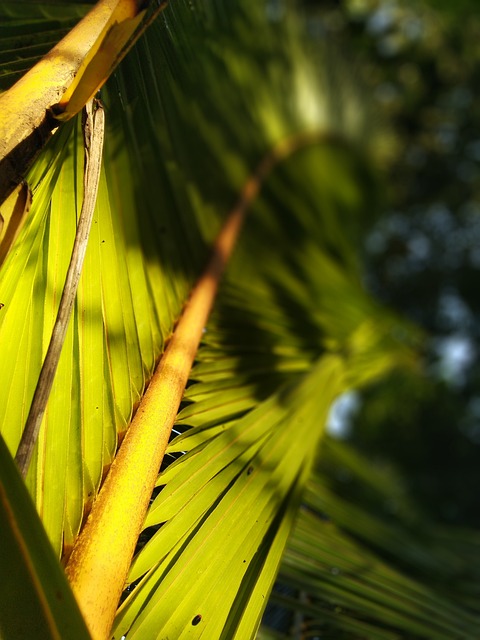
[0,0,167,204]
[64,130,333,639]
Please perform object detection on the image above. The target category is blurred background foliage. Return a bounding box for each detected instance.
[297,0,480,529]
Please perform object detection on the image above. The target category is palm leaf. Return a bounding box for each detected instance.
[0,432,90,639]
[0,1,478,639]
[261,439,480,638]
[111,161,420,637]
[0,0,370,556]
[0,1,206,554]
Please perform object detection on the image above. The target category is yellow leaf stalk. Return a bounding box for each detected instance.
[0,0,167,204]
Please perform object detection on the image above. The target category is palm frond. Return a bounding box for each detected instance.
[261,438,480,639]
[1,2,476,640]
[0,0,373,555]
[112,159,419,636]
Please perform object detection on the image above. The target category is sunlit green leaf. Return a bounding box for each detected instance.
[0,433,90,639]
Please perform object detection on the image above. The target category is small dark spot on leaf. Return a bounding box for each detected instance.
[247,466,254,475]
[0,303,4,309]
[192,614,202,626]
